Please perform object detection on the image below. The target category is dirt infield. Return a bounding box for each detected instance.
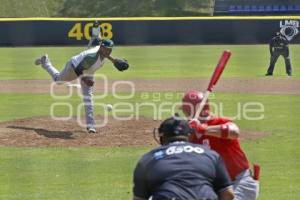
[0,77,291,147]
[0,116,268,147]
[0,116,158,147]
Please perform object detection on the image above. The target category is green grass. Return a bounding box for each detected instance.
[2,91,300,132]
[1,91,300,199]
[0,147,147,200]
[0,45,300,199]
[0,45,299,80]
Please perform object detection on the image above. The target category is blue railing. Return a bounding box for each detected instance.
[228,4,300,14]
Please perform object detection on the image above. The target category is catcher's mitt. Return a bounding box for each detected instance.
[113,58,129,72]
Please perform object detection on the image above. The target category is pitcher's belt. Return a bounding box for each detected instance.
[71,64,84,76]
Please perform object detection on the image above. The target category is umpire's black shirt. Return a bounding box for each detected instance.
[133,141,232,200]
[270,35,289,53]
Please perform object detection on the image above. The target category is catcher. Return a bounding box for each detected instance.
[35,39,129,133]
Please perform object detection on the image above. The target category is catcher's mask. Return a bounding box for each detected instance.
[153,114,193,145]
[181,90,210,119]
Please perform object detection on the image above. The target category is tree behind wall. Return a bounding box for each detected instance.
[0,0,214,17]
[0,0,63,17]
[58,0,214,17]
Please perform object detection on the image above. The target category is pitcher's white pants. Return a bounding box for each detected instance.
[42,60,95,129]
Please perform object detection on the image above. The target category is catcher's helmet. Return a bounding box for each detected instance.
[181,90,210,118]
[100,39,114,49]
[158,114,192,140]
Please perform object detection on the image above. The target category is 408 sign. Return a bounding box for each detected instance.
[68,22,113,40]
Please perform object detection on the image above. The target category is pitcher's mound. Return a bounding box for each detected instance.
[0,116,269,147]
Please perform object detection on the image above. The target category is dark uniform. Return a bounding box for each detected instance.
[133,141,232,200]
[266,32,292,76]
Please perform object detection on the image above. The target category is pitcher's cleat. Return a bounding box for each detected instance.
[87,127,97,134]
[35,54,49,65]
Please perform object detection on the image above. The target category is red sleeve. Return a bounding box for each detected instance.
[188,117,232,143]
[207,116,232,126]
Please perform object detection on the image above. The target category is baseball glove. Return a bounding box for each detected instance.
[113,58,129,72]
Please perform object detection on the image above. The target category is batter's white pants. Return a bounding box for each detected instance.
[42,60,95,129]
[233,170,259,200]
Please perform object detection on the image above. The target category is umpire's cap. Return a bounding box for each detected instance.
[158,114,192,139]
[100,39,114,49]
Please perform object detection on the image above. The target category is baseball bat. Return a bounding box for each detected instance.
[193,50,231,119]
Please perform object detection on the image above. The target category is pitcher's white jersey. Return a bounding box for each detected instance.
[71,45,106,75]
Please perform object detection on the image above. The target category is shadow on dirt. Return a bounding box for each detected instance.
[6,126,74,139]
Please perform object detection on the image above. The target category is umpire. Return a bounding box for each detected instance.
[266,32,292,76]
[132,115,234,200]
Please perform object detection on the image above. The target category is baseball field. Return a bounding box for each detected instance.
[0,44,299,199]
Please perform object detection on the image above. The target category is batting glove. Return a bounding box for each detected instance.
[189,119,207,138]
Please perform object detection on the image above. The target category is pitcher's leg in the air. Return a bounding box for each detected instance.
[35,54,77,82]
[35,55,96,133]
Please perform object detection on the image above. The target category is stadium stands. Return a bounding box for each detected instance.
[214,0,300,16]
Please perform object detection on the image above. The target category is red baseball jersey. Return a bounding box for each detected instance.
[189,116,249,180]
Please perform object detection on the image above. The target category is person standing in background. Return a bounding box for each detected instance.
[265,32,292,76]
[88,21,101,48]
